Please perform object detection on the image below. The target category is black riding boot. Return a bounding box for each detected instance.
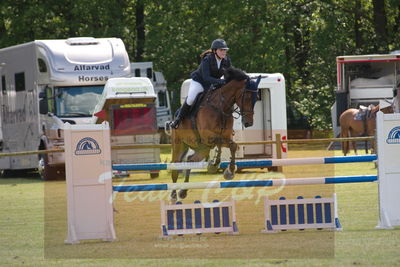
[170,102,191,129]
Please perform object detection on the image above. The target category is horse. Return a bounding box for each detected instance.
[169,67,261,201]
[339,103,394,156]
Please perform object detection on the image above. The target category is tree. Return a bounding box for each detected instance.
[1,0,399,129]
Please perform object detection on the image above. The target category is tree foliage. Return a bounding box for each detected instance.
[1,0,399,129]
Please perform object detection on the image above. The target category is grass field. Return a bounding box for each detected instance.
[1,147,399,266]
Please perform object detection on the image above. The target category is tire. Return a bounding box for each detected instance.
[267,166,279,172]
[38,153,65,180]
[150,172,159,179]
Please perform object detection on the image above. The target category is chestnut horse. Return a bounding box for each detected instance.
[339,104,394,156]
[170,67,261,200]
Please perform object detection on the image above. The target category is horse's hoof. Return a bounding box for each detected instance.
[170,191,177,203]
[178,189,188,199]
[223,168,235,180]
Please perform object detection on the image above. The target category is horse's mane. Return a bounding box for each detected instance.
[224,67,248,83]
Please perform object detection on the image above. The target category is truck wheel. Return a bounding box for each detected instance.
[38,154,52,180]
[267,166,279,172]
[38,154,65,180]
[150,172,159,179]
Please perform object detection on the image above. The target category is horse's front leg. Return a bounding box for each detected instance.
[178,167,191,199]
[207,144,222,173]
[179,150,209,199]
[223,140,237,180]
[170,170,179,202]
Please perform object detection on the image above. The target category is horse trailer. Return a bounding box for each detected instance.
[0,37,132,179]
[130,62,172,130]
[93,77,161,178]
[180,73,288,162]
[331,52,400,137]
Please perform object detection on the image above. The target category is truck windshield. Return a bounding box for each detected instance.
[54,86,104,117]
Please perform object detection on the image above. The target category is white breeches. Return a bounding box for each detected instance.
[186,80,204,105]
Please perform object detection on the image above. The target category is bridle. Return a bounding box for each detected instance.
[234,77,259,120]
[205,76,260,130]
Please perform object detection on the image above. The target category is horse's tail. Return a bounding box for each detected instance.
[340,126,349,156]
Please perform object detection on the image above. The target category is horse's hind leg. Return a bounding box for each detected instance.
[349,129,358,155]
[170,138,187,202]
[223,141,237,180]
[178,150,209,199]
[341,126,349,156]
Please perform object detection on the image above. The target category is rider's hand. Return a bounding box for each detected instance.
[218,79,226,85]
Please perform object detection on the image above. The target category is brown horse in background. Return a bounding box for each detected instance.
[339,104,394,156]
[169,67,261,201]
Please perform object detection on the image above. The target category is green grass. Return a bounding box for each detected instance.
[0,149,399,266]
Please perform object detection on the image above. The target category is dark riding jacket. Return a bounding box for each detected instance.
[190,52,232,91]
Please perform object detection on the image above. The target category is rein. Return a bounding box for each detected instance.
[204,86,235,131]
[204,78,255,129]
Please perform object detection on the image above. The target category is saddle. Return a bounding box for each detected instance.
[354,104,375,121]
[173,84,222,145]
[354,104,376,136]
[176,83,222,120]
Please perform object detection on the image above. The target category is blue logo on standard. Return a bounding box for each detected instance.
[75,137,102,155]
[386,126,400,144]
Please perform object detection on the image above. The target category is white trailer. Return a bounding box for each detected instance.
[130,62,172,129]
[331,52,400,137]
[180,73,288,164]
[0,37,131,179]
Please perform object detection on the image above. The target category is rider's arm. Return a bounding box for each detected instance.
[200,56,225,84]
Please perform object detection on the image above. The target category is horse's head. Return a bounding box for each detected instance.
[379,99,395,114]
[240,75,261,127]
[223,68,261,127]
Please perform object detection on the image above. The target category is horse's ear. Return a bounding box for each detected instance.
[256,75,261,87]
[224,67,233,82]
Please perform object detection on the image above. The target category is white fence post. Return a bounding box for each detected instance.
[64,122,116,244]
[376,112,400,229]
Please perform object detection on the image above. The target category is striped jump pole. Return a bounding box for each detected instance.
[113,175,378,192]
[112,155,377,172]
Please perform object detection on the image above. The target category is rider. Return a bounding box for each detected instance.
[169,38,232,129]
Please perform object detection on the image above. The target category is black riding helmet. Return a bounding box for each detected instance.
[211,39,229,50]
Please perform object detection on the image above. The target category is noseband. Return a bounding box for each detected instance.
[235,77,259,120]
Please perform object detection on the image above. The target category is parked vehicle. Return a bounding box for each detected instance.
[93,77,160,178]
[0,37,131,179]
[286,106,312,139]
[130,62,172,130]
[331,52,400,137]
